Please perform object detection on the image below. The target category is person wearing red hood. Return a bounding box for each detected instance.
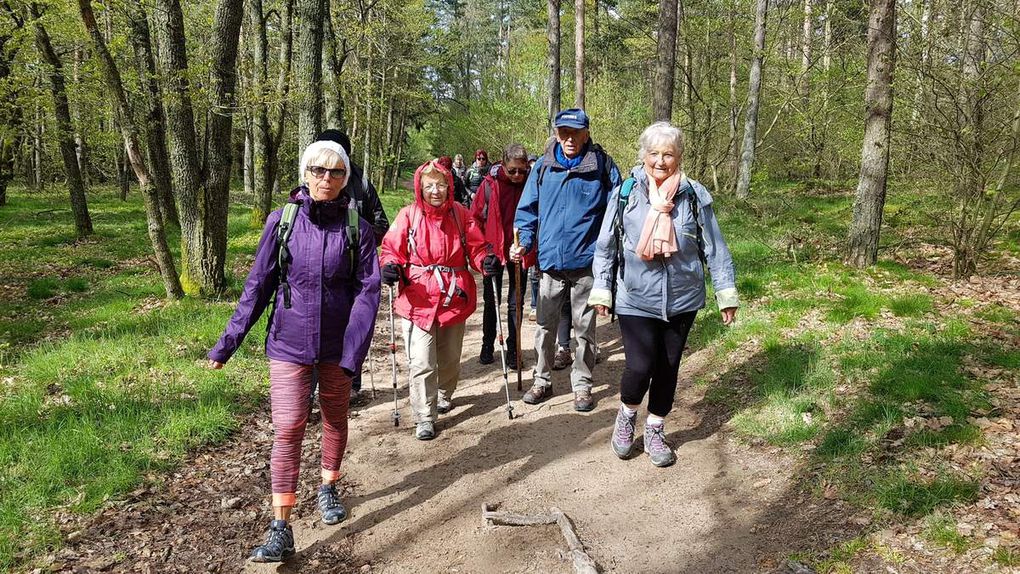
[380,160,491,440]
[469,143,532,368]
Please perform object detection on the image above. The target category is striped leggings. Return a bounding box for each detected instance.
[268,360,351,507]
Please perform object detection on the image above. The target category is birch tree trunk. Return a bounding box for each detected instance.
[76,0,183,298]
[799,0,812,97]
[547,0,561,130]
[31,4,93,238]
[735,0,769,199]
[652,0,679,122]
[846,0,896,268]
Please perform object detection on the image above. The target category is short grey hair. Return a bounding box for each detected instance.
[637,121,684,163]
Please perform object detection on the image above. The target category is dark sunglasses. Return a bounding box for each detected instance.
[506,167,530,176]
[308,166,347,179]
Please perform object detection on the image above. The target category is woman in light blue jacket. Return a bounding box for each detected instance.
[589,121,738,467]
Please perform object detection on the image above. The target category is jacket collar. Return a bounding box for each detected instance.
[542,140,599,173]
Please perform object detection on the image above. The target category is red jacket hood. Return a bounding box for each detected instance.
[413,160,457,216]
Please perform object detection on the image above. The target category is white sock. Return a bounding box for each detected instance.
[646,414,665,427]
[620,404,637,417]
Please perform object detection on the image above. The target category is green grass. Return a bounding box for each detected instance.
[922,511,972,553]
[875,474,980,517]
[993,546,1020,566]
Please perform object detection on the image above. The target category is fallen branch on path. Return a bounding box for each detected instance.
[481,503,599,574]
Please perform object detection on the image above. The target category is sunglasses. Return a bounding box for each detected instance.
[506,167,530,176]
[308,166,347,179]
[423,182,450,192]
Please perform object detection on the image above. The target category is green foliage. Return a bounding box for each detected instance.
[922,511,972,553]
[875,475,980,517]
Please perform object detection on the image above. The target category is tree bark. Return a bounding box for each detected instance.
[735,0,769,199]
[727,0,739,189]
[799,0,812,97]
[574,0,584,108]
[295,0,324,150]
[323,3,346,131]
[125,1,178,227]
[152,0,231,296]
[547,0,561,131]
[652,0,678,122]
[76,0,183,298]
[846,0,896,268]
[270,0,294,197]
[31,4,93,238]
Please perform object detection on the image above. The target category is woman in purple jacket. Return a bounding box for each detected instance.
[208,140,381,563]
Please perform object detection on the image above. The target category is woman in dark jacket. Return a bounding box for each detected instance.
[208,140,381,562]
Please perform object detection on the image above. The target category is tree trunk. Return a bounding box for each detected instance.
[125,1,178,228]
[727,0,739,189]
[574,0,584,109]
[735,0,769,199]
[362,55,373,190]
[76,0,183,298]
[323,4,346,131]
[295,0,324,151]
[547,0,561,131]
[652,0,678,122]
[152,0,230,296]
[846,0,896,268]
[203,0,244,293]
[31,4,93,238]
[270,0,294,197]
[799,0,812,97]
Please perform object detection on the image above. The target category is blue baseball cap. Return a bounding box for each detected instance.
[554,108,589,129]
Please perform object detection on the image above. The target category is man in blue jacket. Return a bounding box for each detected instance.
[510,109,622,411]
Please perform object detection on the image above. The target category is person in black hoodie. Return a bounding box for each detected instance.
[316,129,390,406]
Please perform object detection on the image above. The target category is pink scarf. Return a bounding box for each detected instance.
[635,170,683,261]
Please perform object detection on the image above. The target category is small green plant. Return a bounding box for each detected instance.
[876,474,979,517]
[26,278,60,299]
[64,277,89,293]
[888,293,933,317]
[992,546,1020,566]
[922,511,971,553]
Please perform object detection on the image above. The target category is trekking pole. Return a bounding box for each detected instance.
[494,291,515,420]
[513,230,524,392]
[367,350,376,400]
[387,285,400,427]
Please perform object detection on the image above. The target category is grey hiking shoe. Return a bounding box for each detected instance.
[644,421,676,467]
[611,406,637,458]
[317,483,347,525]
[437,391,453,414]
[250,519,295,562]
[415,421,436,440]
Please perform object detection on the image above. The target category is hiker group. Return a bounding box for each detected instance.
[207,109,739,562]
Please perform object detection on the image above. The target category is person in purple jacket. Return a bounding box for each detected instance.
[207,140,381,563]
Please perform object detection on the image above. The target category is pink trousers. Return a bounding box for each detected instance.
[268,360,351,507]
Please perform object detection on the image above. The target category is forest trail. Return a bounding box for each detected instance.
[48,282,858,574]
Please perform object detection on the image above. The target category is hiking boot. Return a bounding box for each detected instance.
[505,351,519,371]
[644,421,676,467]
[595,344,604,364]
[437,392,453,414]
[415,421,436,441]
[317,483,348,525]
[611,406,637,458]
[478,346,495,365]
[552,347,571,371]
[528,308,537,322]
[348,388,371,408]
[522,383,553,405]
[573,389,595,412]
[249,519,295,563]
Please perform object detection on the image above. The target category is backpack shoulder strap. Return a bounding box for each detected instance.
[276,201,301,309]
[682,180,707,266]
[451,206,470,267]
[346,199,360,272]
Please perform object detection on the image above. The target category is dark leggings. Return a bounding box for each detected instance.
[481,261,525,353]
[618,311,698,417]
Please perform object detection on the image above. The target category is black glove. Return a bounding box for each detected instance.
[483,254,503,277]
[381,263,404,286]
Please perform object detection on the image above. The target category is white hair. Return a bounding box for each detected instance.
[637,121,685,163]
[299,140,351,189]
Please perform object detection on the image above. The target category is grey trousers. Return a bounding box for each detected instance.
[402,319,467,423]
[533,268,596,392]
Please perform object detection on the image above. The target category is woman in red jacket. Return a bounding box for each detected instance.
[380,160,493,440]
